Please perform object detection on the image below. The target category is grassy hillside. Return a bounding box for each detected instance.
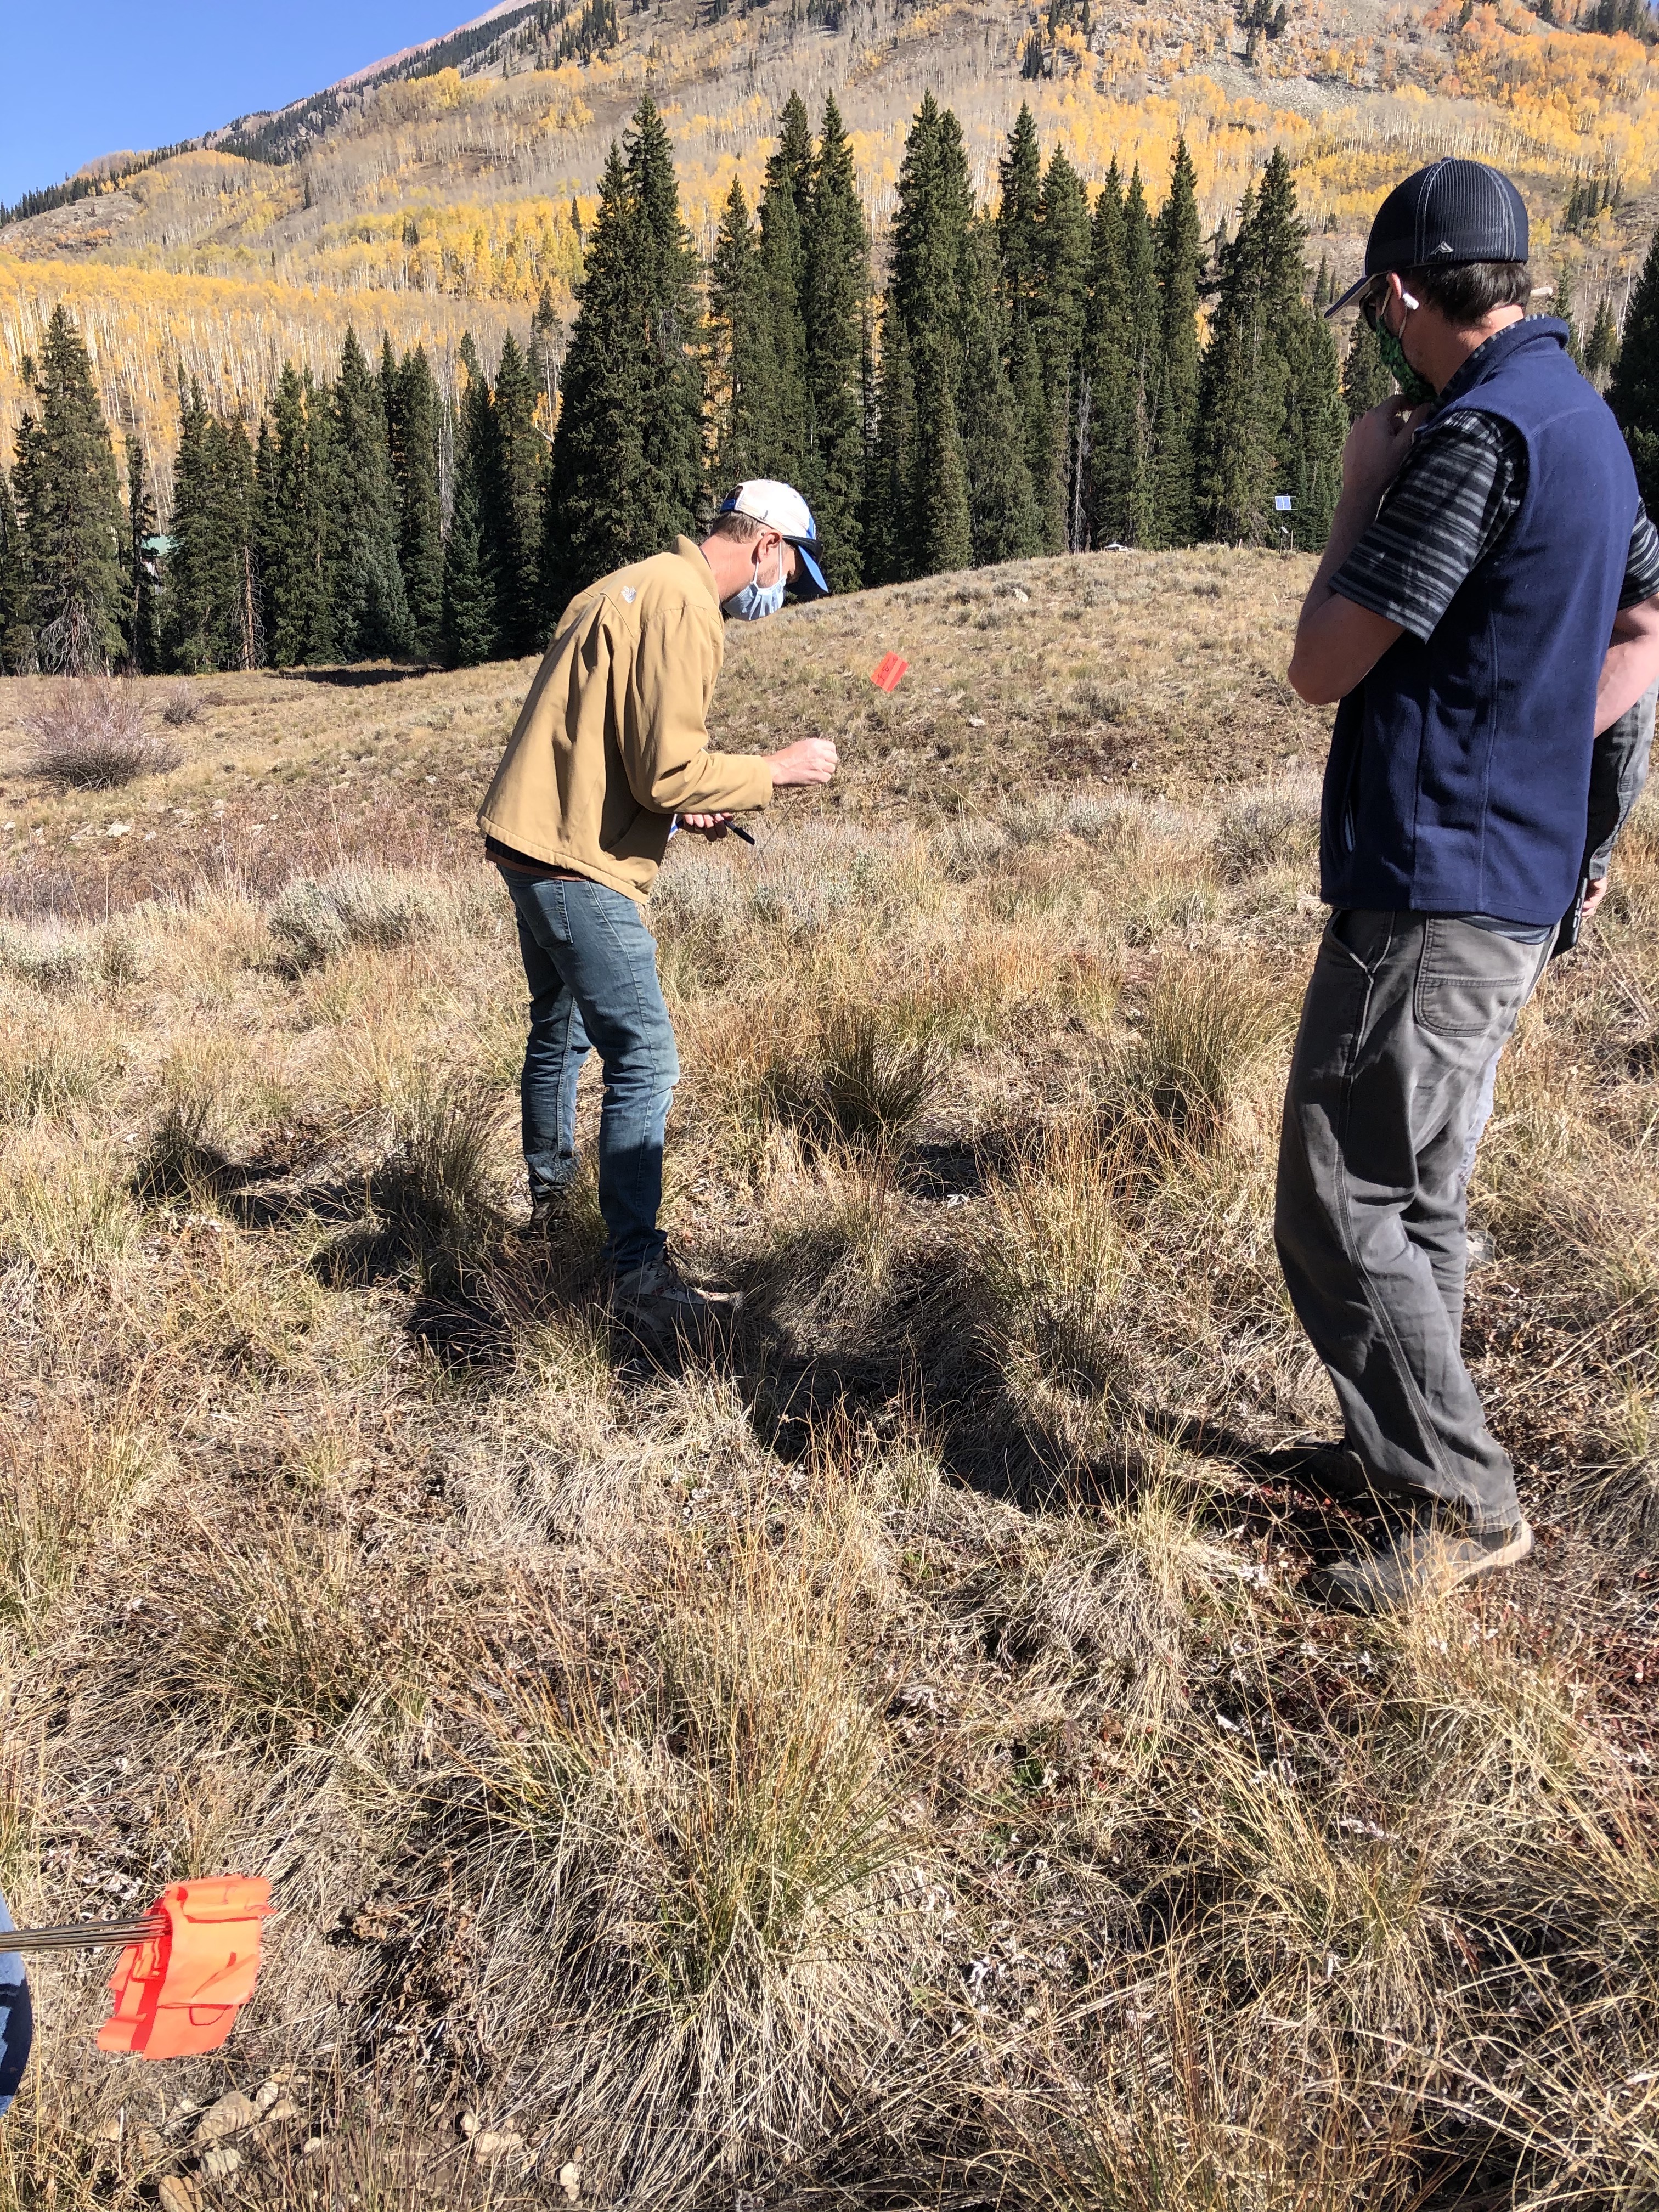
[0,553,1653,2206]
[4,0,1659,481]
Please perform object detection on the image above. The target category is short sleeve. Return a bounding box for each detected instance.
[1620,503,1659,609]
[1328,411,1525,643]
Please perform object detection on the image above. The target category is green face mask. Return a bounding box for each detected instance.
[1376,315,1436,407]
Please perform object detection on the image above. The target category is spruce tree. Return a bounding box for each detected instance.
[163,381,259,671]
[1585,298,1621,388]
[910,332,972,574]
[388,345,444,659]
[709,178,781,487]
[1115,168,1160,547]
[1151,137,1203,546]
[1036,145,1092,551]
[959,221,1040,563]
[9,306,125,672]
[996,104,1045,320]
[441,461,494,667]
[492,332,546,654]
[1084,163,1129,545]
[884,95,975,577]
[866,317,917,585]
[758,91,813,483]
[1609,229,1659,511]
[447,336,500,665]
[332,326,411,659]
[1280,309,1346,548]
[0,469,35,675]
[543,99,704,610]
[1195,180,1279,543]
[1341,318,1395,419]
[258,363,336,667]
[123,435,160,674]
[802,95,871,589]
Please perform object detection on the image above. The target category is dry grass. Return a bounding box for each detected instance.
[0,552,1652,2208]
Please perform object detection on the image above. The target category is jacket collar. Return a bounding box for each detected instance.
[674,535,723,616]
[1437,316,1570,410]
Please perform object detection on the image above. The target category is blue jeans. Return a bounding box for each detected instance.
[499,871,680,1272]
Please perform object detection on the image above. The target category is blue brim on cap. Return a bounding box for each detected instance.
[792,544,829,599]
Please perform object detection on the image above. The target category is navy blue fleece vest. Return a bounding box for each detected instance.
[1320,318,1638,926]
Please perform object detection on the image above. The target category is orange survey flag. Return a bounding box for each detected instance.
[871,653,909,693]
[98,1877,272,2059]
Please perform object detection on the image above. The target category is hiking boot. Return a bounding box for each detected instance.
[519,1185,574,1235]
[610,1253,742,1336]
[1255,1442,1377,1503]
[1320,1512,1532,1615]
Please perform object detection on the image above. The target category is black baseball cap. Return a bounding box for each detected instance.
[1327,157,1530,317]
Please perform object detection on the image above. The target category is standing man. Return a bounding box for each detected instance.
[1279,158,1659,1611]
[479,483,837,1330]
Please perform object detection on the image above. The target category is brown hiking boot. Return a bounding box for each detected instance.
[610,1253,742,1337]
[1321,1512,1533,1615]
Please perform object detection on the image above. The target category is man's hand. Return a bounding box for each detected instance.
[1341,395,1431,508]
[766,737,838,788]
[680,811,733,838]
[1581,874,1610,922]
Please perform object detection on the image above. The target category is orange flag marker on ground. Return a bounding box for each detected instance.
[98,1877,272,2059]
[871,653,908,693]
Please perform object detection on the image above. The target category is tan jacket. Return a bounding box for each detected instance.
[477,537,772,902]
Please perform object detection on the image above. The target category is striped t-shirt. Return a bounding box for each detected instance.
[1331,409,1659,641]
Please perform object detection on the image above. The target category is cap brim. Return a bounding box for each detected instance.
[791,543,829,599]
[1325,271,1375,318]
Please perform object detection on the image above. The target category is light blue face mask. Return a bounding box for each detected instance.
[724,543,788,621]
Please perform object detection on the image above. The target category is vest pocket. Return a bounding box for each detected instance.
[1413,917,1538,1039]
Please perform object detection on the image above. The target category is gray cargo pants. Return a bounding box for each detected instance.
[1274,910,1552,1531]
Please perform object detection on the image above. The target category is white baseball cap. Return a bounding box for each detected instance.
[718,480,830,597]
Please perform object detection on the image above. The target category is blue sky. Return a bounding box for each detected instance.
[0,1,476,210]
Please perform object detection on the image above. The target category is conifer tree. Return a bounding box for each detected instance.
[543,99,704,610]
[164,380,260,672]
[1084,163,1129,545]
[332,326,411,659]
[531,286,562,423]
[388,345,444,659]
[0,469,35,674]
[880,95,975,578]
[758,92,813,483]
[446,336,500,665]
[866,317,917,585]
[1151,138,1203,546]
[9,306,125,672]
[1036,145,1092,551]
[910,332,972,574]
[1585,297,1621,388]
[1551,269,1583,365]
[491,332,546,653]
[1280,309,1346,548]
[958,222,1040,563]
[802,96,871,589]
[258,363,337,667]
[123,435,160,673]
[1114,168,1161,546]
[996,104,1045,319]
[1341,318,1395,419]
[1610,234,1659,510]
[708,178,781,487]
[441,461,494,667]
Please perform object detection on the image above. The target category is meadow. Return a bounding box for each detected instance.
[0,547,1653,2208]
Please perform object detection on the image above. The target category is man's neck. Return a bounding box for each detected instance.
[1424,305,1526,397]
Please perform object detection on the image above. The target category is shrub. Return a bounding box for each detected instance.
[159,679,204,727]
[268,865,443,973]
[1213,782,1320,883]
[25,678,183,789]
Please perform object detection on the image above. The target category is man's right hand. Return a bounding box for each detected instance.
[1341,396,1431,511]
[766,737,838,788]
